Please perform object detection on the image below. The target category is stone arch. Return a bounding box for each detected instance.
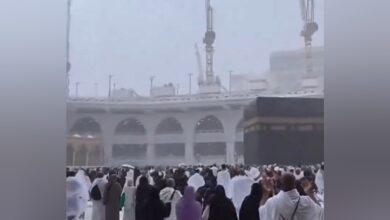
[155,117,184,134]
[195,115,224,133]
[69,117,101,136]
[115,118,146,135]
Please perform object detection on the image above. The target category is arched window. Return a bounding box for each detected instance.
[156,117,183,134]
[115,118,146,135]
[195,115,224,133]
[70,117,101,136]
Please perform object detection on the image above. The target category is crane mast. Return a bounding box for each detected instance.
[300,0,318,77]
[203,0,216,84]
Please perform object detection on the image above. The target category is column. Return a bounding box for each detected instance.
[185,140,194,164]
[72,151,76,167]
[226,141,235,164]
[102,135,113,166]
[85,149,90,166]
[146,132,155,166]
[101,119,115,167]
[225,121,236,164]
[184,123,195,164]
[146,143,155,166]
[143,117,157,166]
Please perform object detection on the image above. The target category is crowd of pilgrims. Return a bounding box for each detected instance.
[66,163,324,220]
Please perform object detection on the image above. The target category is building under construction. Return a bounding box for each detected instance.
[66,0,323,167]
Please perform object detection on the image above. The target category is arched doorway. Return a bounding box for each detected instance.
[194,115,226,164]
[68,117,103,166]
[115,118,146,135]
[155,117,183,134]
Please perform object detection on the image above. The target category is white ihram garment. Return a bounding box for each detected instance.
[259,189,324,220]
[187,173,205,191]
[315,170,324,195]
[228,175,254,213]
[211,166,218,177]
[66,177,89,220]
[216,170,231,193]
[159,187,182,220]
[75,170,91,201]
[122,185,136,220]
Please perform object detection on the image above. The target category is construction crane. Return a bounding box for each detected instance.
[203,0,216,84]
[66,0,72,97]
[195,43,204,85]
[299,0,318,76]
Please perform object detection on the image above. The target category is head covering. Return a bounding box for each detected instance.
[185,171,190,178]
[217,168,231,193]
[176,186,202,220]
[246,167,261,181]
[148,187,160,201]
[187,173,205,191]
[66,177,88,218]
[211,166,218,177]
[213,185,228,200]
[239,183,262,220]
[315,169,324,194]
[249,183,262,202]
[229,175,255,210]
[208,186,237,220]
[136,175,151,206]
[126,169,134,181]
[74,169,91,201]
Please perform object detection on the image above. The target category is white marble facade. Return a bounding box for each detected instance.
[66,93,252,167]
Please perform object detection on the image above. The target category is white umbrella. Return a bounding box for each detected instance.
[121,164,135,169]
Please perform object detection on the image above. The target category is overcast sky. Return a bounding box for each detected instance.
[69,0,323,97]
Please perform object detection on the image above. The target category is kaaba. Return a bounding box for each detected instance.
[243,96,324,165]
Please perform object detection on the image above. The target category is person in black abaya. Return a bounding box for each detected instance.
[208,185,238,220]
[204,168,217,188]
[239,183,262,220]
[135,176,152,220]
[143,187,170,220]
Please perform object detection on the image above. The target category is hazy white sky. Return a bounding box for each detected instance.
[69,0,323,97]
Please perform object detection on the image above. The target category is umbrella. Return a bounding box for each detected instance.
[121,164,135,169]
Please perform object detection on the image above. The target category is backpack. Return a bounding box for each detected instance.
[90,184,102,201]
[163,189,176,217]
